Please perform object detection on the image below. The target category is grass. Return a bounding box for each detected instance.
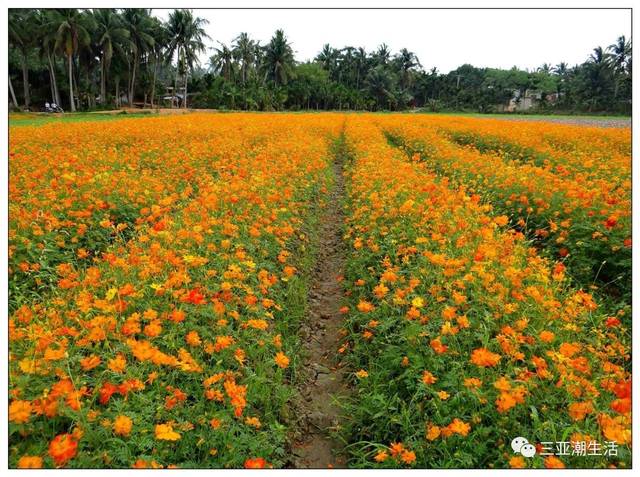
[9,111,157,127]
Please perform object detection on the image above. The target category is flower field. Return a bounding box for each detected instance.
[8,113,631,469]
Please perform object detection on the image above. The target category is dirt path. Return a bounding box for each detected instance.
[289,135,349,468]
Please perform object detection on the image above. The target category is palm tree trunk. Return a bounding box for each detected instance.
[130,52,138,106]
[67,53,76,112]
[173,47,180,109]
[100,57,106,104]
[9,75,19,109]
[183,69,188,109]
[51,54,61,105]
[48,63,56,104]
[46,50,58,104]
[150,54,158,108]
[115,78,120,108]
[21,53,30,109]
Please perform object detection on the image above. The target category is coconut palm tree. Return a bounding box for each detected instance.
[122,8,155,106]
[149,17,169,108]
[233,32,257,85]
[166,9,209,108]
[608,35,632,73]
[33,9,62,105]
[209,42,235,81]
[394,48,421,89]
[8,10,36,109]
[262,29,295,86]
[93,9,131,105]
[372,43,391,66]
[51,8,92,112]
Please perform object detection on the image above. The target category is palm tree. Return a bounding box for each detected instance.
[608,35,632,73]
[394,48,421,89]
[166,9,209,108]
[8,10,35,109]
[149,17,168,108]
[33,9,62,105]
[316,43,339,78]
[365,65,397,110]
[589,46,611,65]
[93,9,131,105]
[122,9,155,106]
[607,36,632,100]
[51,8,91,112]
[373,43,391,66]
[233,32,257,85]
[209,42,235,81]
[354,47,369,90]
[262,29,295,86]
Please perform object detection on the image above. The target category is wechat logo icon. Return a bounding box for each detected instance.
[512,437,536,458]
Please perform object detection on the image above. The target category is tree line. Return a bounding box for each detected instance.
[9,8,632,114]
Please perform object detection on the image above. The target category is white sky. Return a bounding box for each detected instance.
[154,8,631,73]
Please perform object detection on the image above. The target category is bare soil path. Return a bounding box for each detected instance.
[289,135,350,469]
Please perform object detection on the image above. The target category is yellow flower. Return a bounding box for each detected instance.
[155,423,181,441]
[356,369,369,378]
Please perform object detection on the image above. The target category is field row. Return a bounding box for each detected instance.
[9,114,342,468]
[378,116,631,304]
[338,117,630,468]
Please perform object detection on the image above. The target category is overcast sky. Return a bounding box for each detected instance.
[154,8,631,73]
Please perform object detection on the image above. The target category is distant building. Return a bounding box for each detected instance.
[496,89,559,112]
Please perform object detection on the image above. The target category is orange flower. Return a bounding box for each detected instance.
[400,449,416,465]
[80,355,101,371]
[357,300,375,313]
[421,371,437,385]
[470,348,501,367]
[389,442,405,457]
[48,434,78,466]
[463,377,482,388]
[113,415,133,437]
[509,456,526,468]
[539,330,555,343]
[108,354,127,373]
[274,352,290,369]
[374,450,389,462]
[9,399,32,424]
[185,331,202,347]
[544,456,565,469]
[17,456,43,468]
[426,425,441,441]
[446,418,471,437]
[568,401,594,421]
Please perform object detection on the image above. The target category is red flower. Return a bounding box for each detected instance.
[183,288,206,305]
[244,457,267,468]
[605,317,621,328]
[98,382,118,405]
[604,216,618,229]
